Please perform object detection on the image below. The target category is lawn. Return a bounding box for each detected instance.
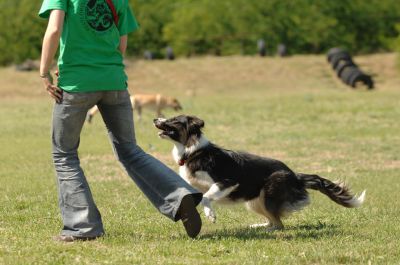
[0,54,399,264]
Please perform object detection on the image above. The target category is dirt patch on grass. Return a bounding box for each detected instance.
[385,160,400,169]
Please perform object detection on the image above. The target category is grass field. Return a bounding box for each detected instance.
[0,53,399,264]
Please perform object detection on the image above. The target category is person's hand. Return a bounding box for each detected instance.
[41,72,62,103]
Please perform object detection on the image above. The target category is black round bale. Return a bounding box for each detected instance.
[339,66,359,86]
[335,60,357,77]
[327,47,345,62]
[347,69,363,87]
[349,72,374,89]
[331,51,353,69]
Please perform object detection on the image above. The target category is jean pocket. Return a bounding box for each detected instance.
[62,91,89,105]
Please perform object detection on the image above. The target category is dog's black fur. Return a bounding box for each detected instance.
[154,115,365,230]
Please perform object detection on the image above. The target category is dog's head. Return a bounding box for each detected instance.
[169,98,183,111]
[153,115,204,146]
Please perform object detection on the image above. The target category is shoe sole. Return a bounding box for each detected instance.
[179,195,202,238]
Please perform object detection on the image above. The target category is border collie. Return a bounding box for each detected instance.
[154,115,366,230]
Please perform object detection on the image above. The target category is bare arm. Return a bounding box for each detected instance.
[119,35,128,56]
[40,10,65,103]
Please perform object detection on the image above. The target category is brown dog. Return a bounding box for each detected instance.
[86,93,183,123]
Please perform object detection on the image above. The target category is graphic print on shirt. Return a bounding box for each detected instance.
[82,0,114,33]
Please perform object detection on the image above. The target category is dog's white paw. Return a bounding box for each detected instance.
[250,222,270,229]
[204,206,216,223]
[250,222,282,231]
[201,197,216,223]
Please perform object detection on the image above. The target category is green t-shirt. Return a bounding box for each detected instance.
[39,0,139,92]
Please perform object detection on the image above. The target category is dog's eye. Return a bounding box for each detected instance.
[171,121,183,126]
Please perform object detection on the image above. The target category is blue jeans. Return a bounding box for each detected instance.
[52,90,202,237]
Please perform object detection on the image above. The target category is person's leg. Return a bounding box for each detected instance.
[97,90,202,223]
[52,91,104,238]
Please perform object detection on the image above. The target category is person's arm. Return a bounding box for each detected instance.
[116,3,138,56]
[119,35,128,56]
[40,10,65,103]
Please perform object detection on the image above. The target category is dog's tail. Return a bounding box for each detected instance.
[297,173,366,208]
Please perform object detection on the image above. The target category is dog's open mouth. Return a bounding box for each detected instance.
[154,121,174,138]
[157,130,174,138]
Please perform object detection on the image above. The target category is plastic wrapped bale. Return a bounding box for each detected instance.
[339,66,359,86]
[349,71,374,89]
[331,51,353,69]
[327,47,345,62]
[335,60,357,77]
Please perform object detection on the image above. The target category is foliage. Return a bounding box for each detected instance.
[391,24,400,67]
[0,0,400,64]
[0,0,46,65]
[162,0,400,56]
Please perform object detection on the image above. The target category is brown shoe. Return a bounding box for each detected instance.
[53,235,100,242]
[177,195,202,238]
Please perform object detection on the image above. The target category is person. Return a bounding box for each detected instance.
[38,0,202,242]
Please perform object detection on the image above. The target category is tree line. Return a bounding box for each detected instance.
[1,0,400,65]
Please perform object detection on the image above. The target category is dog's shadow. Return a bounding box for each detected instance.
[199,222,340,241]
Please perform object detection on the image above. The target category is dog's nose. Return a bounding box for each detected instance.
[153,119,158,123]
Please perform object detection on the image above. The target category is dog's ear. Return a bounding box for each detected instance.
[188,116,204,128]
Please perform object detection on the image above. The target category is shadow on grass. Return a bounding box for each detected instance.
[199,222,340,241]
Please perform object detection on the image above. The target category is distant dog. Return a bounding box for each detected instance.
[86,93,182,123]
[154,115,366,230]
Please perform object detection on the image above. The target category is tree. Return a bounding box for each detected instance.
[1,0,400,65]
[0,0,46,65]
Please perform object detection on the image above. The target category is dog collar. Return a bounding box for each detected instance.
[178,153,188,166]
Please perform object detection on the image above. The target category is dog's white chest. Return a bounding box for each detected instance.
[179,166,214,193]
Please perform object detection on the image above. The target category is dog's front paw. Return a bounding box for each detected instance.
[201,197,216,223]
[204,206,216,223]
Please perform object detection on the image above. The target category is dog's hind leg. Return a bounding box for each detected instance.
[259,199,284,231]
[246,196,271,228]
[263,215,283,231]
[263,197,284,231]
[246,190,282,231]
[86,105,99,123]
[202,183,239,223]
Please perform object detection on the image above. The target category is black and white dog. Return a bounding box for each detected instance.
[154,115,366,230]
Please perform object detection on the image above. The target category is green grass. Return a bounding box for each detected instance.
[1,55,400,264]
